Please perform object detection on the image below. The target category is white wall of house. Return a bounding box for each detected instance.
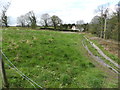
[72,26,76,30]
[72,26,84,32]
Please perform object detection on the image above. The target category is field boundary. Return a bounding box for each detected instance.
[82,36,120,74]
[84,36,119,69]
[1,50,44,89]
[40,28,79,32]
[82,38,119,74]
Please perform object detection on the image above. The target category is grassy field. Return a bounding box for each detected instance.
[2,27,118,88]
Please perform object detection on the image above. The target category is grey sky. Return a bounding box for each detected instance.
[1,0,119,25]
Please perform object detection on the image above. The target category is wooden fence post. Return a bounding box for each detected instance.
[0,53,9,88]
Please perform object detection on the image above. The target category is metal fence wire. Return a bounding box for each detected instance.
[0,50,44,89]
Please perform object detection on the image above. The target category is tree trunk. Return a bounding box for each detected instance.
[103,18,107,39]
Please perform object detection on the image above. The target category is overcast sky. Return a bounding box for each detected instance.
[2,0,119,25]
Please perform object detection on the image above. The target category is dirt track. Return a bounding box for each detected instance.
[82,39,119,74]
[61,31,119,75]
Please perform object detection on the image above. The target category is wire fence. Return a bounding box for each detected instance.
[0,50,44,89]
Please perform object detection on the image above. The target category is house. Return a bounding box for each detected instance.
[72,25,84,31]
[71,25,76,30]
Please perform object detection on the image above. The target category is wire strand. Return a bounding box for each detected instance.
[1,50,43,89]
[4,62,37,89]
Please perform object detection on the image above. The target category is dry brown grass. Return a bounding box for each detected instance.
[89,37,119,56]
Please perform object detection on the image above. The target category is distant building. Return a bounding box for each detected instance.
[71,26,76,30]
[71,25,84,32]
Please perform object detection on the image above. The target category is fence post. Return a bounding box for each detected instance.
[0,54,9,88]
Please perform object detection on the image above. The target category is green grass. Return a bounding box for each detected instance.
[2,27,118,88]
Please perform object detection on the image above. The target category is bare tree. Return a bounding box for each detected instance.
[117,1,120,19]
[89,2,120,41]
[95,3,109,38]
[26,11,37,28]
[117,1,120,42]
[0,1,11,27]
[17,15,26,27]
[41,13,50,28]
[103,8,109,39]
[76,20,84,31]
[51,15,62,30]
[17,11,37,28]
[25,11,37,28]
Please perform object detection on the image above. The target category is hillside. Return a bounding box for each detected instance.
[1,27,118,88]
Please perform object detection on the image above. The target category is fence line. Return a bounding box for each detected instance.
[4,62,37,89]
[1,50,43,89]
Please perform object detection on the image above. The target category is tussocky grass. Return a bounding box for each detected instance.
[2,27,118,88]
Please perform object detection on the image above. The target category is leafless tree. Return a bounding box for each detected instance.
[0,1,11,27]
[117,1,120,42]
[17,15,26,27]
[95,3,109,39]
[41,13,51,28]
[25,11,37,28]
[76,20,84,31]
[51,15,62,30]
[17,11,37,28]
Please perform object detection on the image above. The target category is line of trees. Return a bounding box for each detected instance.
[0,1,88,31]
[76,20,89,32]
[17,11,37,29]
[0,1,119,41]
[17,12,63,29]
[0,1,89,31]
[88,1,120,41]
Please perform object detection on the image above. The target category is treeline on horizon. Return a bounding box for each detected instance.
[0,1,120,41]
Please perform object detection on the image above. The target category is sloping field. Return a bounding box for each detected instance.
[2,27,118,88]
